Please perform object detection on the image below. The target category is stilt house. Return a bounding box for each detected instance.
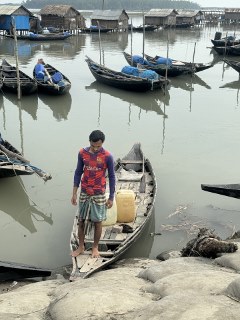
[145,9,178,27]
[0,5,33,33]
[90,10,129,31]
[224,8,240,23]
[176,10,203,26]
[39,5,86,31]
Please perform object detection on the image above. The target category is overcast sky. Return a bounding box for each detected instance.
[2,0,240,7]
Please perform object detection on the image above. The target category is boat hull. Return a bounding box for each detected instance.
[201,184,240,199]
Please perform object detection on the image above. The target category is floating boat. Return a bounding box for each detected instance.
[0,261,51,281]
[81,26,113,33]
[85,56,170,92]
[123,52,213,77]
[223,59,240,73]
[130,25,158,32]
[212,44,240,56]
[70,143,157,279]
[33,63,71,95]
[201,184,240,199]
[0,59,37,95]
[0,133,51,181]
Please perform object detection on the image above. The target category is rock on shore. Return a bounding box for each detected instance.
[1,245,240,320]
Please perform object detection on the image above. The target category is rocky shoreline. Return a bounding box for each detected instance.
[1,239,240,320]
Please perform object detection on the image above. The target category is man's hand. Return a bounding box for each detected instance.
[71,194,77,206]
[106,199,113,209]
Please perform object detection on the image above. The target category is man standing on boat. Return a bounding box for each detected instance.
[71,130,115,258]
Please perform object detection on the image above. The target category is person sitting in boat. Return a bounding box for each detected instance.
[34,58,53,84]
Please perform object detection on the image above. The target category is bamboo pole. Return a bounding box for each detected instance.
[130,18,133,66]
[192,42,196,74]
[97,21,102,65]
[12,17,21,100]
[142,13,145,58]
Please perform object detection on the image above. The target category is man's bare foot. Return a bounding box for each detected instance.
[71,246,84,257]
[92,247,100,258]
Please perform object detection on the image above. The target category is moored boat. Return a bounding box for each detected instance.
[123,52,213,77]
[0,59,37,95]
[224,59,240,73]
[212,44,240,56]
[70,143,157,279]
[0,261,51,281]
[201,184,240,199]
[85,56,170,92]
[0,133,51,181]
[33,63,71,95]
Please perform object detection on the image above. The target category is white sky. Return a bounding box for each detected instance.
[1,0,240,7]
[195,0,239,7]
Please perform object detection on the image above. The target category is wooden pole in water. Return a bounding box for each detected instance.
[192,42,196,74]
[12,17,21,100]
[97,21,102,65]
[130,18,133,66]
[142,13,145,58]
[165,32,169,83]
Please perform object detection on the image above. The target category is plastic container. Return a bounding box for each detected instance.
[116,190,136,223]
[102,193,117,226]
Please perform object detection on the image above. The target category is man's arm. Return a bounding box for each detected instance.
[107,154,115,202]
[71,152,84,206]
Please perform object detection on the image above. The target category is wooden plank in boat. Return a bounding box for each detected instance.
[76,254,91,269]
[103,227,112,239]
[120,160,143,164]
[80,257,104,273]
[115,233,127,241]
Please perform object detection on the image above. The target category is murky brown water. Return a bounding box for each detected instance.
[1,16,240,269]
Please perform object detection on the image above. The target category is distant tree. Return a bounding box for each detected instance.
[22,0,200,10]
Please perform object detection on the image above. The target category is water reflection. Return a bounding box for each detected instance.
[3,93,38,120]
[0,177,53,233]
[0,34,86,61]
[88,32,128,52]
[220,80,240,105]
[85,81,170,116]
[171,74,211,91]
[38,93,72,121]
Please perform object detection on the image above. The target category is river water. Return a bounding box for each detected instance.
[1,16,240,269]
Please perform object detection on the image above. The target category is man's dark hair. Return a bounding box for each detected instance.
[89,130,105,143]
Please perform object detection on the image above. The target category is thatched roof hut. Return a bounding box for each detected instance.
[145,9,178,27]
[90,10,129,31]
[225,8,240,23]
[176,10,203,26]
[39,5,86,30]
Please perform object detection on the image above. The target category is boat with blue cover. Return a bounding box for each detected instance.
[85,56,170,92]
[123,52,213,77]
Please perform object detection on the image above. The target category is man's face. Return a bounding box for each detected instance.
[90,140,103,153]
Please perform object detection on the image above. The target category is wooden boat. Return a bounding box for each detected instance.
[212,44,240,56]
[1,59,37,95]
[81,27,113,33]
[70,143,157,279]
[85,56,170,92]
[201,184,240,199]
[131,25,158,32]
[123,52,213,77]
[223,59,240,73]
[0,261,51,281]
[211,38,240,47]
[33,63,71,95]
[0,133,51,181]
[4,32,72,41]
